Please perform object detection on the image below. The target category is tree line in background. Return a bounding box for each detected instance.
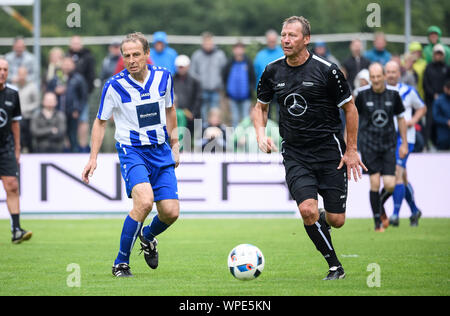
[0,0,448,74]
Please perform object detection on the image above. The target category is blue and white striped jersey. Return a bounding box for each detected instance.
[97,64,174,146]
[391,83,425,144]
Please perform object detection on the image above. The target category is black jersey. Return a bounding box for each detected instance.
[257,52,352,163]
[355,85,405,153]
[0,85,22,154]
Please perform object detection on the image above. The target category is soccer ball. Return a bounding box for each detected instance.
[227,244,265,281]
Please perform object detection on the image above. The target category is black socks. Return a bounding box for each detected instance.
[304,215,341,268]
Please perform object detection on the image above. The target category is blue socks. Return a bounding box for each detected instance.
[114,215,143,265]
[142,215,170,242]
[392,184,405,217]
[405,183,419,215]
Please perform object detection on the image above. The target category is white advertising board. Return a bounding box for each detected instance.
[0,153,449,218]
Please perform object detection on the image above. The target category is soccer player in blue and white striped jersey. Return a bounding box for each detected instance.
[385,61,427,227]
[82,32,180,277]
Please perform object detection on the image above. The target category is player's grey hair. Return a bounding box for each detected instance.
[121,32,150,54]
[282,16,311,37]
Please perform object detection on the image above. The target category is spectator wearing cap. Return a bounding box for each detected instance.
[409,41,427,99]
[342,39,371,91]
[150,31,178,75]
[222,41,256,127]
[423,44,450,149]
[100,40,122,83]
[313,40,341,68]
[173,54,202,138]
[364,32,392,65]
[423,26,450,65]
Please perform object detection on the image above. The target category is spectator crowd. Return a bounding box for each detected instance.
[3,26,450,154]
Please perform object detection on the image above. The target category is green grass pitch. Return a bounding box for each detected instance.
[0,218,449,296]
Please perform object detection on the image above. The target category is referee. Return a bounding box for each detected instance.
[0,57,32,243]
[355,63,408,232]
[254,16,367,280]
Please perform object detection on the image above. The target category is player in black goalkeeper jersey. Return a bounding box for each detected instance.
[355,63,408,232]
[254,16,367,281]
[0,57,32,244]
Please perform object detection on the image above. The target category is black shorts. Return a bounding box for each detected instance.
[0,150,19,177]
[361,148,396,176]
[283,158,348,214]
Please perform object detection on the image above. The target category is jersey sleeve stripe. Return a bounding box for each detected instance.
[111,80,132,103]
[257,98,271,105]
[337,95,353,108]
[312,54,331,67]
[97,82,112,119]
[158,71,170,97]
[12,116,22,121]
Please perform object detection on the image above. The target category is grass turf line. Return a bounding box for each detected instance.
[0,218,448,296]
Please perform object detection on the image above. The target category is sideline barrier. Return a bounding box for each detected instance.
[0,153,449,218]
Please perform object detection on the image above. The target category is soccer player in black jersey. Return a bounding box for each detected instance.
[0,57,32,243]
[254,16,367,280]
[355,63,408,232]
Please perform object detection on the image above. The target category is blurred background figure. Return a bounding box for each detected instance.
[5,36,36,85]
[223,41,255,128]
[353,69,371,96]
[253,29,284,123]
[45,47,65,89]
[30,91,66,153]
[68,35,96,153]
[313,40,341,68]
[364,32,392,65]
[173,54,201,138]
[100,40,121,83]
[432,79,450,150]
[342,39,371,91]
[423,44,450,150]
[253,29,284,88]
[400,52,418,87]
[150,31,178,75]
[423,26,450,65]
[201,108,227,153]
[232,105,280,153]
[190,32,227,122]
[47,56,87,152]
[408,42,427,100]
[16,66,39,153]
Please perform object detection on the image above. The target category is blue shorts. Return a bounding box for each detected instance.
[116,142,178,201]
[396,136,415,168]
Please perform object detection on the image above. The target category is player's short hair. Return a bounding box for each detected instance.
[121,32,150,55]
[282,16,311,37]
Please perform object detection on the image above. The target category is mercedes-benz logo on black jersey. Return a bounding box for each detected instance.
[284,93,308,117]
[371,109,388,128]
[0,109,7,128]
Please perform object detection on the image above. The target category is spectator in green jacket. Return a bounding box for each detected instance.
[423,26,450,65]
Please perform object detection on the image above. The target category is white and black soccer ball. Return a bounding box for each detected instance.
[227,244,265,281]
